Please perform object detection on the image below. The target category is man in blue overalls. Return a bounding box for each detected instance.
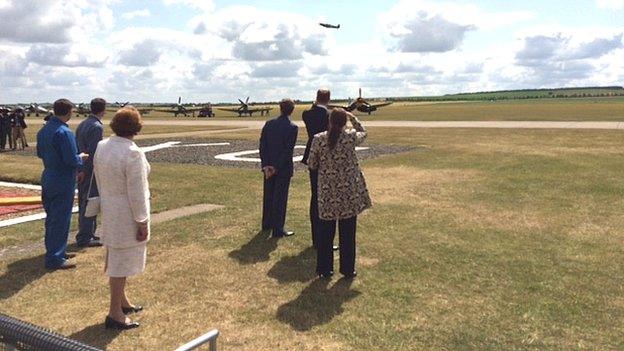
[37,99,89,270]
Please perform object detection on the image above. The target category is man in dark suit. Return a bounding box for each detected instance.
[259,98,298,238]
[302,89,336,250]
[75,98,106,248]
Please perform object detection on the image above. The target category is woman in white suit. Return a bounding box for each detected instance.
[94,107,150,330]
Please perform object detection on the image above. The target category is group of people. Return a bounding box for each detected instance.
[260,89,371,279]
[36,89,371,331]
[0,107,28,151]
[38,98,148,330]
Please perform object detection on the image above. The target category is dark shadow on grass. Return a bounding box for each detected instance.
[68,323,121,350]
[267,246,316,283]
[0,254,47,300]
[276,277,360,331]
[228,230,279,265]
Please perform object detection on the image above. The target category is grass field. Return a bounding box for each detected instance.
[20,97,624,124]
[1,123,623,350]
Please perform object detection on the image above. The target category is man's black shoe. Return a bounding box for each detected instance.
[333,245,339,251]
[77,239,103,248]
[272,230,295,238]
[342,271,357,279]
[318,271,334,279]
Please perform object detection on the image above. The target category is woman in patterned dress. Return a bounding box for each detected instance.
[308,108,372,279]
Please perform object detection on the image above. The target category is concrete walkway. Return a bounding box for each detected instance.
[27,119,624,130]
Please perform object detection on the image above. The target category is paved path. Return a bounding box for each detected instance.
[0,203,224,261]
[27,119,624,130]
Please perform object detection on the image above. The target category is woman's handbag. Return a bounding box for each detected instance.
[84,172,101,218]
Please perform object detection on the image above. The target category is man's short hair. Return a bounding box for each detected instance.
[110,107,143,137]
[90,98,107,115]
[53,99,74,116]
[279,98,295,116]
[316,89,331,104]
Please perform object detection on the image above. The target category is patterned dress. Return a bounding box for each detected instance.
[308,116,372,220]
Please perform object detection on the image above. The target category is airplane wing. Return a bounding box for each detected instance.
[247,107,273,113]
[369,101,393,108]
[216,107,243,113]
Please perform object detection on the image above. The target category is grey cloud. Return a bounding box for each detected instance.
[0,1,73,43]
[26,44,106,67]
[566,34,623,59]
[219,22,327,61]
[118,40,162,66]
[194,22,207,35]
[391,13,476,53]
[251,61,302,78]
[193,62,220,80]
[516,35,565,61]
[0,51,28,77]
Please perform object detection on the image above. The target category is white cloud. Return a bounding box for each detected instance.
[163,0,214,12]
[596,0,624,10]
[122,9,151,20]
[26,44,108,67]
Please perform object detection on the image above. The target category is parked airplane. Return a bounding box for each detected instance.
[74,103,91,117]
[329,88,393,115]
[110,101,152,115]
[217,97,272,117]
[25,103,49,117]
[154,97,210,117]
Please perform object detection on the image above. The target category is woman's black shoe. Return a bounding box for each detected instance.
[122,305,143,314]
[104,316,139,330]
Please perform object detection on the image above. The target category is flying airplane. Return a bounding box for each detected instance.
[24,103,49,117]
[154,97,209,117]
[217,97,272,117]
[329,88,393,115]
[319,23,340,29]
[110,101,152,115]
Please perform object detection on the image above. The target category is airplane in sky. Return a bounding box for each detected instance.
[329,88,393,115]
[217,97,272,117]
[154,97,209,117]
[319,23,340,29]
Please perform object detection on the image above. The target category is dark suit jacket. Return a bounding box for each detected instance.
[301,104,329,165]
[259,115,298,178]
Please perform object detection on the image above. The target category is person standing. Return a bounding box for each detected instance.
[302,89,336,250]
[75,98,106,248]
[37,99,88,270]
[0,109,9,151]
[12,108,28,149]
[308,108,371,279]
[94,107,150,330]
[259,98,298,238]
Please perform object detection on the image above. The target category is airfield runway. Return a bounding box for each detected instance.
[26,119,624,130]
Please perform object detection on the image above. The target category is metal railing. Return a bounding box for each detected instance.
[1,313,219,351]
[174,330,219,351]
[0,313,101,351]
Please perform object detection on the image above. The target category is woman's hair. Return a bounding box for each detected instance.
[110,107,143,137]
[328,108,347,149]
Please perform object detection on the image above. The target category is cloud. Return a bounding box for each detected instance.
[122,9,151,20]
[391,13,476,53]
[197,6,329,61]
[118,40,163,66]
[596,0,624,10]
[26,44,107,67]
[251,61,302,78]
[0,1,73,43]
[163,0,214,12]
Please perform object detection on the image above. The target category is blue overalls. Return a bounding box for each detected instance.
[36,117,83,268]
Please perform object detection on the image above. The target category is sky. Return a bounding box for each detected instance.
[0,0,623,103]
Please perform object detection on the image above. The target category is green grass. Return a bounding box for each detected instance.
[1,127,624,350]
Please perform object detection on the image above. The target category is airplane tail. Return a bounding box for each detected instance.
[178,97,182,105]
[359,88,362,99]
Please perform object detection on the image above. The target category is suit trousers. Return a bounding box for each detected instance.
[42,184,74,268]
[308,169,321,248]
[0,126,7,149]
[76,170,97,245]
[316,216,357,275]
[262,175,291,236]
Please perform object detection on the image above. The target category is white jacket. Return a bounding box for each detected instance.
[94,136,151,249]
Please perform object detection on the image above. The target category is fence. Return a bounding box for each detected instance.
[0,314,218,351]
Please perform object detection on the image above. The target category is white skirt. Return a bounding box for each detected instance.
[105,244,147,278]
